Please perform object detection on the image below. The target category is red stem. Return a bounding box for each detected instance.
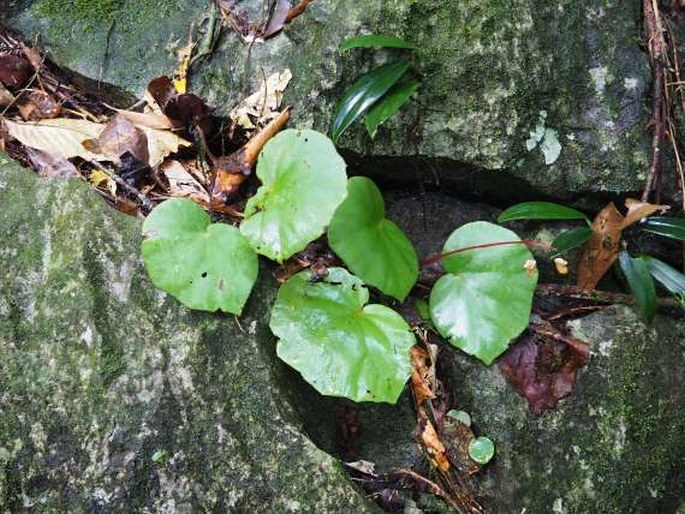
[420,240,554,267]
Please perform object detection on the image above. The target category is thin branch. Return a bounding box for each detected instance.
[421,240,553,267]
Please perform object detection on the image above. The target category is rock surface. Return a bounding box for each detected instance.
[0,157,377,513]
[4,0,650,202]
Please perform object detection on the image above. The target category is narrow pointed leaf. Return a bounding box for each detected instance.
[240,129,347,262]
[498,202,587,222]
[364,79,420,138]
[642,255,685,306]
[142,198,258,314]
[618,251,657,322]
[550,227,593,257]
[429,222,538,364]
[329,177,418,301]
[330,60,411,143]
[339,35,417,52]
[640,217,685,241]
[270,267,415,403]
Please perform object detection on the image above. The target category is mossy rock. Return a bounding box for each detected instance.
[0,157,377,513]
[4,0,649,203]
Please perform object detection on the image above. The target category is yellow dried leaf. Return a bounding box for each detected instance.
[524,258,537,277]
[173,39,194,94]
[554,257,569,275]
[2,118,103,160]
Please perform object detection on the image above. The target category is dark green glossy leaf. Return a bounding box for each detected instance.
[142,198,258,314]
[270,267,415,403]
[328,177,418,301]
[429,222,538,365]
[550,227,593,257]
[498,202,588,222]
[330,60,411,143]
[364,79,420,138]
[618,251,657,322]
[468,437,495,465]
[240,129,347,262]
[642,255,685,307]
[339,35,418,52]
[640,217,685,241]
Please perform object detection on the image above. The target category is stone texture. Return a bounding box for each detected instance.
[0,157,377,513]
[4,0,650,202]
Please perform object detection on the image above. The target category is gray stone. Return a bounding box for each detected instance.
[4,0,650,202]
[0,157,377,513]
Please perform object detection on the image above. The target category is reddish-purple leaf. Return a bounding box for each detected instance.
[0,54,33,89]
[498,327,589,416]
[263,0,291,37]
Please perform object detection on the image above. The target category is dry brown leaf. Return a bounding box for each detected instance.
[410,346,436,405]
[230,69,292,129]
[0,83,14,107]
[577,198,670,289]
[113,108,176,130]
[17,90,61,120]
[420,419,450,472]
[25,147,78,178]
[84,114,149,164]
[160,159,209,201]
[440,417,479,475]
[621,198,670,228]
[577,202,623,290]
[145,76,177,114]
[2,117,103,160]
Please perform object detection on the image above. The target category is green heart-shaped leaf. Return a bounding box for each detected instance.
[328,177,418,301]
[142,198,258,314]
[429,222,538,364]
[270,267,415,403]
[240,129,347,263]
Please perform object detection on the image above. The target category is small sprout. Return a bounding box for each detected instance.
[446,409,471,427]
[524,258,537,277]
[151,449,168,463]
[468,436,495,465]
[554,257,569,275]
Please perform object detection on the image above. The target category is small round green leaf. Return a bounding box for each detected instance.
[329,177,418,301]
[142,198,258,314]
[446,410,471,427]
[468,436,495,465]
[240,129,347,262]
[429,222,538,364]
[270,267,415,403]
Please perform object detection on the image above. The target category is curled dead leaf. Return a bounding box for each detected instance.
[160,159,210,202]
[410,346,436,405]
[25,147,78,178]
[420,419,450,472]
[84,114,149,164]
[0,83,15,107]
[17,90,61,120]
[524,258,537,277]
[578,199,670,290]
[0,53,33,89]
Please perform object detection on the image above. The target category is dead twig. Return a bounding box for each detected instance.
[536,283,680,308]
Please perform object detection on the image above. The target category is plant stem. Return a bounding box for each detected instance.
[420,240,553,267]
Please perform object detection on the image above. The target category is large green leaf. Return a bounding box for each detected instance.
[364,79,420,138]
[271,267,415,403]
[240,129,347,263]
[142,198,258,314]
[328,177,418,301]
[498,202,587,222]
[618,251,657,322]
[429,222,538,364]
[640,217,685,241]
[339,35,417,52]
[550,226,593,257]
[642,255,685,306]
[330,60,411,143]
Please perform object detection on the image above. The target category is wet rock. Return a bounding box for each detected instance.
[4,0,650,203]
[0,156,377,512]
